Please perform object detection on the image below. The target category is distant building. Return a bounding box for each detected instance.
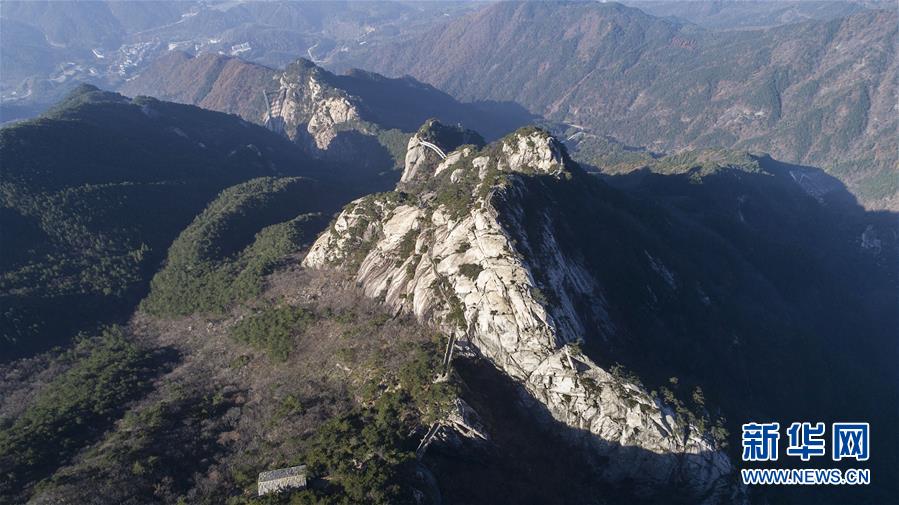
[257,465,307,496]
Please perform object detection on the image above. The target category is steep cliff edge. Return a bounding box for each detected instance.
[257,58,422,173]
[262,59,365,158]
[122,54,407,169]
[303,121,737,501]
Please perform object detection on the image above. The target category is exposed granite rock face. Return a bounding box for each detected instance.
[303,122,739,501]
[401,119,484,184]
[401,136,432,184]
[263,60,365,159]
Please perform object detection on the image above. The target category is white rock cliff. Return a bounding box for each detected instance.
[262,61,365,158]
[303,125,738,501]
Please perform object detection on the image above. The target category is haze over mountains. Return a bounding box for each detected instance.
[0,0,480,122]
[1,2,897,505]
[5,0,895,208]
[10,0,888,207]
[622,0,886,30]
[342,1,898,209]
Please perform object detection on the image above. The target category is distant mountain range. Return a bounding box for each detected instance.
[621,0,885,30]
[5,1,893,209]
[341,1,898,209]
[0,0,480,123]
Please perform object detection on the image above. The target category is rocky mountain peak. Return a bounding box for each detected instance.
[402,121,573,188]
[263,60,364,157]
[415,118,485,147]
[401,119,484,184]
[498,126,569,177]
[284,57,319,75]
[304,122,739,501]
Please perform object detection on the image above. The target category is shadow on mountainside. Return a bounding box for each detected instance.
[328,69,539,141]
[0,86,401,361]
[494,158,897,504]
[119,52,541,145]
[0,343,180,502]
[427,356,738,505]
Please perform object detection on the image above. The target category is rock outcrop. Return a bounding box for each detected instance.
[303,121,738,501]
[401,119,485,183]
[263,59,366,160]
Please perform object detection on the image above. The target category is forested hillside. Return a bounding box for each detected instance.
[0,85,379,359]
[141,177,328,318]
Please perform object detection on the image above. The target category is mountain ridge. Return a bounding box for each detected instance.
[119,51,534,160]
[0,84,386,359]
[303,119,898,503]
[342,1,898,209]
[303,122,739,501]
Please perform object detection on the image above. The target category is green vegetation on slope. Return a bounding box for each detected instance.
[0,85,324,359]
[142,177,327,317]
[7,255,466,504]
[230,305,317,361]
[238,341,457,505]
[375,127,413,169]
[0,327,164,499]
[562,131,658,174]
[30,387,236,505]
[415,118,485,151]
